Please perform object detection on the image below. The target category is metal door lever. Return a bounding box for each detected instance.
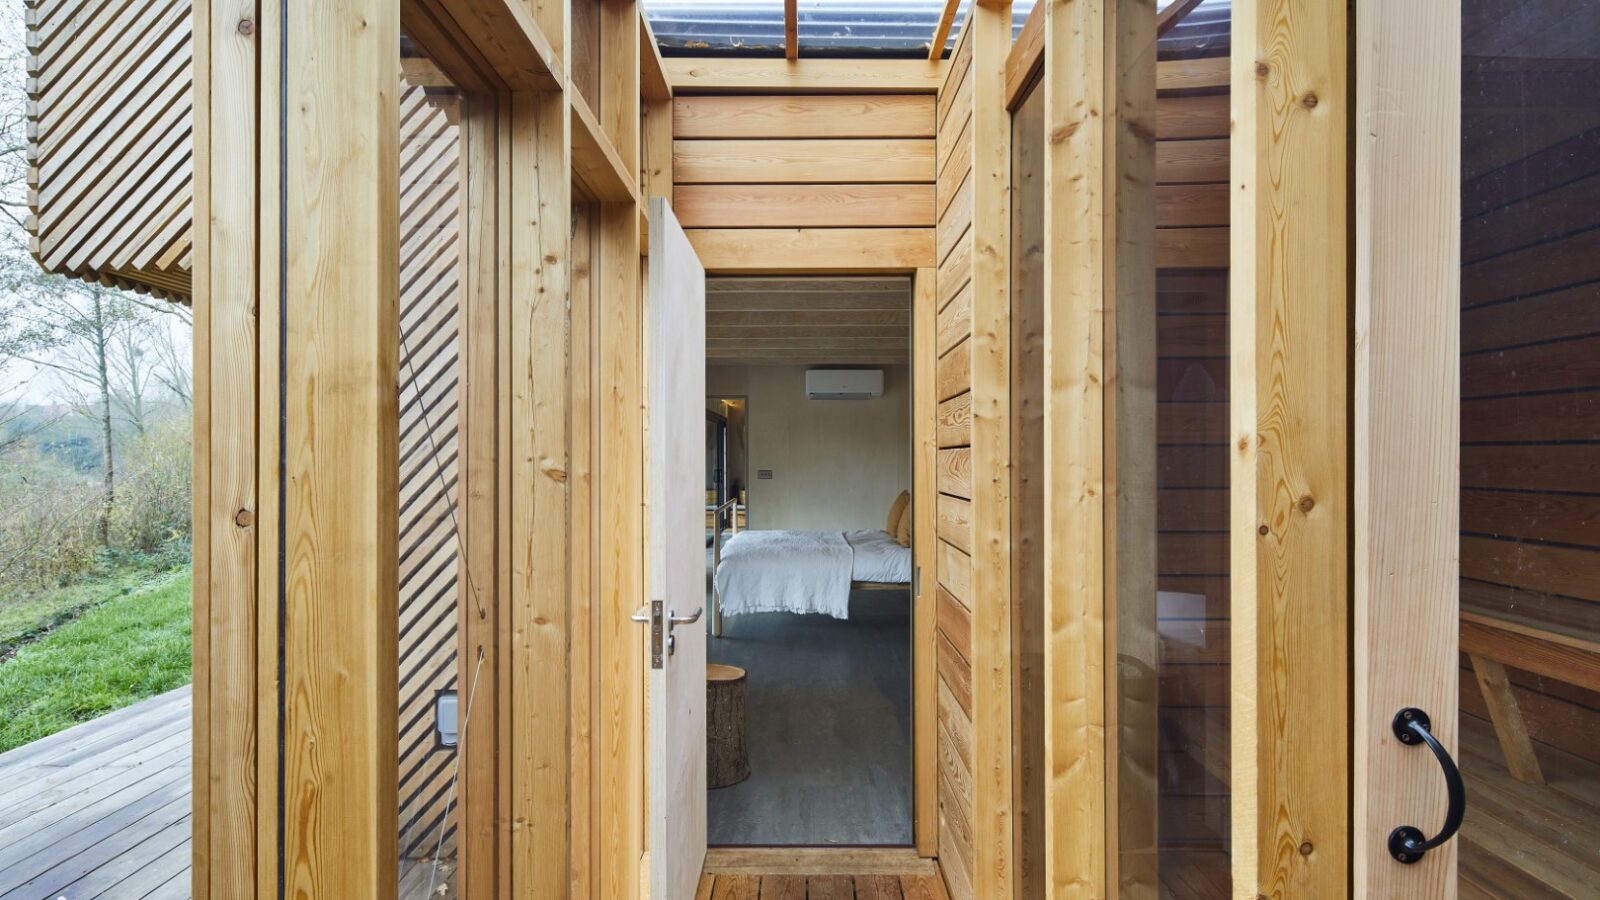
[669,607,703,626]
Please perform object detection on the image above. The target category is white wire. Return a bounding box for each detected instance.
[426,645,486,898]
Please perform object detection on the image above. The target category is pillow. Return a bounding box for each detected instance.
[895,499,912,547]
[887,490,911,534]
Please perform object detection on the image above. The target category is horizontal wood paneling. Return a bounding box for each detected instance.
[673,184,935,228]
[937,494,973,555]
[938,447,972,499]
[672,95,936,139]
[685,228,935,272]
[674,139,936,184]
[937,394,972,449]
[936,341,971,402]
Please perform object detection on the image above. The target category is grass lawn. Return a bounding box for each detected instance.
[0,567,192,753]
[0,565,185,654]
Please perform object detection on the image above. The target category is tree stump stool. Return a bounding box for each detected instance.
[706,664,750,789]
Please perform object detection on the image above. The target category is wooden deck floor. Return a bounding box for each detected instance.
[0,687,192,900]
[3,686,1592,899]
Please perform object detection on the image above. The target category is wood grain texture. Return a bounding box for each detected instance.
[673,139,936,184]
[673,184,935,228]
[280,3,400,897]
[685,228,935,272]
[192,0,259,892]
[963,7,1014,900]
[674,94,935,139]
[1234,0,1352,895]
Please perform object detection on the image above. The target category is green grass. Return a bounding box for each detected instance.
[0,566,183,653]
[0,568,192,753]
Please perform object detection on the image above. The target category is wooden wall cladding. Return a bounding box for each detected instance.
[933,26,976,900]
[25,0,194,300]
[1459,80,1600,768]
[671,94,938,270]
[1154,62,1228,268]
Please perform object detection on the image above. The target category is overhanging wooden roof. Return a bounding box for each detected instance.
[26,0,194,302]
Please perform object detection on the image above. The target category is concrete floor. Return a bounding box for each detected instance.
[705,588,913,846]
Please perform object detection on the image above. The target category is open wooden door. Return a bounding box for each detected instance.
[644,196,708,899]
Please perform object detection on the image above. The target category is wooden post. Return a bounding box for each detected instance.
[1232,0,1352,895]
[912,266,940,858]
[193,0,264,895]
[278,2,401,898]
[1040,0,1158,895]
[1352,12,1461,894]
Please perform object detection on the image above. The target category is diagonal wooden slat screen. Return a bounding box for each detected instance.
[25,0,195,300]
[395,78,466,867]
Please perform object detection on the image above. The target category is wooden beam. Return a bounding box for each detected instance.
[280,2,399,897]
[640,11,671,100]
[1233,0,1351,895]
[571,89,641,204]
[507,88,572,900]
[785,0,799,61]
[967,5,1013,900]
[929,0,962,62]
[1005,1,1044,110]
[431,0,563,90]
[1040,0,1157,894]
[1156,0,1206,37]
[666,58,947,94]
[685,228,936,272]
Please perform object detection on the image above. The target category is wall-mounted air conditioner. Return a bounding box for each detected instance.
[805,369,883,400]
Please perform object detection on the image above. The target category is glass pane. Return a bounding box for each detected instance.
[395,35,468,900]
[1149,6,1233,896]
[642,0,1035,56]
[1458,0,1600,893]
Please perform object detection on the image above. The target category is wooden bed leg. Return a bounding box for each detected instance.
[1471,654,1545,785]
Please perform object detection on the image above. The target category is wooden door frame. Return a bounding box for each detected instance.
[1352,1,1461,896]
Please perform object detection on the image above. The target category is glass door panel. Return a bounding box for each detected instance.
[1457,1,1600,893]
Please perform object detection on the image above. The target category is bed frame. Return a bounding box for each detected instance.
[708,499,911,637]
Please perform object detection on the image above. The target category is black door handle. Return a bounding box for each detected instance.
[1388,707,1467,864]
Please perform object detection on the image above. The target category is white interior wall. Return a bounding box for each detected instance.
[705,365,911,532]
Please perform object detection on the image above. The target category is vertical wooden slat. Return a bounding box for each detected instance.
[1353,1,1460,897]
[459,97,501,900]
[193,0,263,894]
[508,87,572,900]
[1231,0,1351,896]
[254,0,284,894]
[1040,0,1157,894]
[968,4,1013,899]
[279,2,400,898]
[598,197,646,900]
[913,266,940,858]
[569,203,597,900]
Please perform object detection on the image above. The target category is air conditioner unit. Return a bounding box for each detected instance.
[806,369,883,400]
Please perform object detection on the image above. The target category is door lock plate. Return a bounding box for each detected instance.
[648,600,664,669]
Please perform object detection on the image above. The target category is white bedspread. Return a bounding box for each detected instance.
[845,529,913,584]
[715,530,854,619]
[714,528,912,621]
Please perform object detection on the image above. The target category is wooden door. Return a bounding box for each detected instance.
[646,196,708,899]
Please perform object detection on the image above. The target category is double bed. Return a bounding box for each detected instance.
[710,527,912,631]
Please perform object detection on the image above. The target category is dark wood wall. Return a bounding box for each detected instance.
[1458,40,1600,765]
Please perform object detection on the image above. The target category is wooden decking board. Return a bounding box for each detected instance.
[697,873,945,899]
[0,686,459,900]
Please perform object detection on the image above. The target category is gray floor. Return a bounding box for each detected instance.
[705,588,913,846]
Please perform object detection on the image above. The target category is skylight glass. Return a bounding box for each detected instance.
[641,0,1226,58]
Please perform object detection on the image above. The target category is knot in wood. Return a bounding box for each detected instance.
[1301,93,1319,109]
[237,17,255,36]
[234,508,256,528]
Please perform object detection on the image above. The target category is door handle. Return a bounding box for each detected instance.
[1388,707,1466,864]
[669,607,703,626]
[630,606,651,623]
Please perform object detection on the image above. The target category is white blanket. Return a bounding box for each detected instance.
[715,530,854,619]
[714,528,913,621]
[845,529,913,584]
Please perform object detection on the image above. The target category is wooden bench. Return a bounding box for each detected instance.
[1461,611,1600,785]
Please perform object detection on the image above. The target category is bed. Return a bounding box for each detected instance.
[710,527,913,631]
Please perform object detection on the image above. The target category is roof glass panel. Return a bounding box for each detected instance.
[642,0,1225,58]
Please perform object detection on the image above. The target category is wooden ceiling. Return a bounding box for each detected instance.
[706,276,911,366]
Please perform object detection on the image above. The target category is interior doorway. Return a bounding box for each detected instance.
[700,276,918,847]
